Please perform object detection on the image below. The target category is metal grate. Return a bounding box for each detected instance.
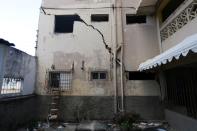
[49,71,72,90]
[1,77,23,94]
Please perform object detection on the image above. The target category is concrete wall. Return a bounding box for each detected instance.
[0,44,8,90]
[165,109,197,131]
[37,0,161,96]
[36,0,163,120]
[0,46,36,97]
[123,15,160,71]
[0,95,164,130]
[37,2,113,95]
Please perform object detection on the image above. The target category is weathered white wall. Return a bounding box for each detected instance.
[123,15,160,70]
[37,0,160,97]
[36,5,113,95]
[121,4,160,96]
[1,47,36,97]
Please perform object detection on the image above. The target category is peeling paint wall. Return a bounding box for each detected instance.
[37,0,160,97]
[0,46,36,97]
[37,3,113,95]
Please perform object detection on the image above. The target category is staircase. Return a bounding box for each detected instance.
[48,87,61,124]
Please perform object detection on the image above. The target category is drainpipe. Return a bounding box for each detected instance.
[120,0,125,113]
[112,0,118,114]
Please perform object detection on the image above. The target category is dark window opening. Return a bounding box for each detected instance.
[92,73,99,79]
[49,72,60,87]
[128,71,155,80]
[54,15,82,33]
[91,71,107,80]
[126,15,146,24]
[91,14,109,22]
[162,0,185,22]
[100,72,107,79]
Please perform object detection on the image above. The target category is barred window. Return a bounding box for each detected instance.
[1,77,23,94]
[49,71,72,90]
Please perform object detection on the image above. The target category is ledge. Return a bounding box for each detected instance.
[0,94,35,102]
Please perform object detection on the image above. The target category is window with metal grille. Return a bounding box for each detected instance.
[91,71,107,80]
[49,71,72,90]
[1,77,23,94]
[126,15,146,24]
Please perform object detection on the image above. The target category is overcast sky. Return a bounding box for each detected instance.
[0,0,42,56]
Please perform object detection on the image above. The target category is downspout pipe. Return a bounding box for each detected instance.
[120,0,125,113]
[112,0,118,114]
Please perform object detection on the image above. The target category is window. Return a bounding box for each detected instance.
[127,71,155,80]
[161,0,185,22]
[1,77,23,94]
[126,15,146,24]
[91,71,107,80]
[54,15,82,33]
[91,14,109,22]
[49,71,72,90]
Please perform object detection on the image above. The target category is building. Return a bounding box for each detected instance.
[0,0,196,131]
[36,0,162,121]
[139,0,197,130]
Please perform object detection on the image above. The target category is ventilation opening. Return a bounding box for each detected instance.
[54,15,81,33]
[91,14,109,22]
[126,15,146,24]
[127,71,155,80]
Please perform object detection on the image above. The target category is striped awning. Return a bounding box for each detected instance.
[138,34,197,71]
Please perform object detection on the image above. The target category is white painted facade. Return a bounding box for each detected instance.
[36,0,161,97]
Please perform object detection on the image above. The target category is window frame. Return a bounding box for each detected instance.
[48,70,72,90]
[90,71,108,81]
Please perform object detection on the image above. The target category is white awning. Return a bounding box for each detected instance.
[138,34,197,71]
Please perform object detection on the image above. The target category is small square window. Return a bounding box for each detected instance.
[91,14,109,22]
[91,71,107,80]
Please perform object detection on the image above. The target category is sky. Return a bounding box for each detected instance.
[0,0,42,56]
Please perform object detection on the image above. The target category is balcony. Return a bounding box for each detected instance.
[160,0,197,43]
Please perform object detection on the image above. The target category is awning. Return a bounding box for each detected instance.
[138,34,197,71]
